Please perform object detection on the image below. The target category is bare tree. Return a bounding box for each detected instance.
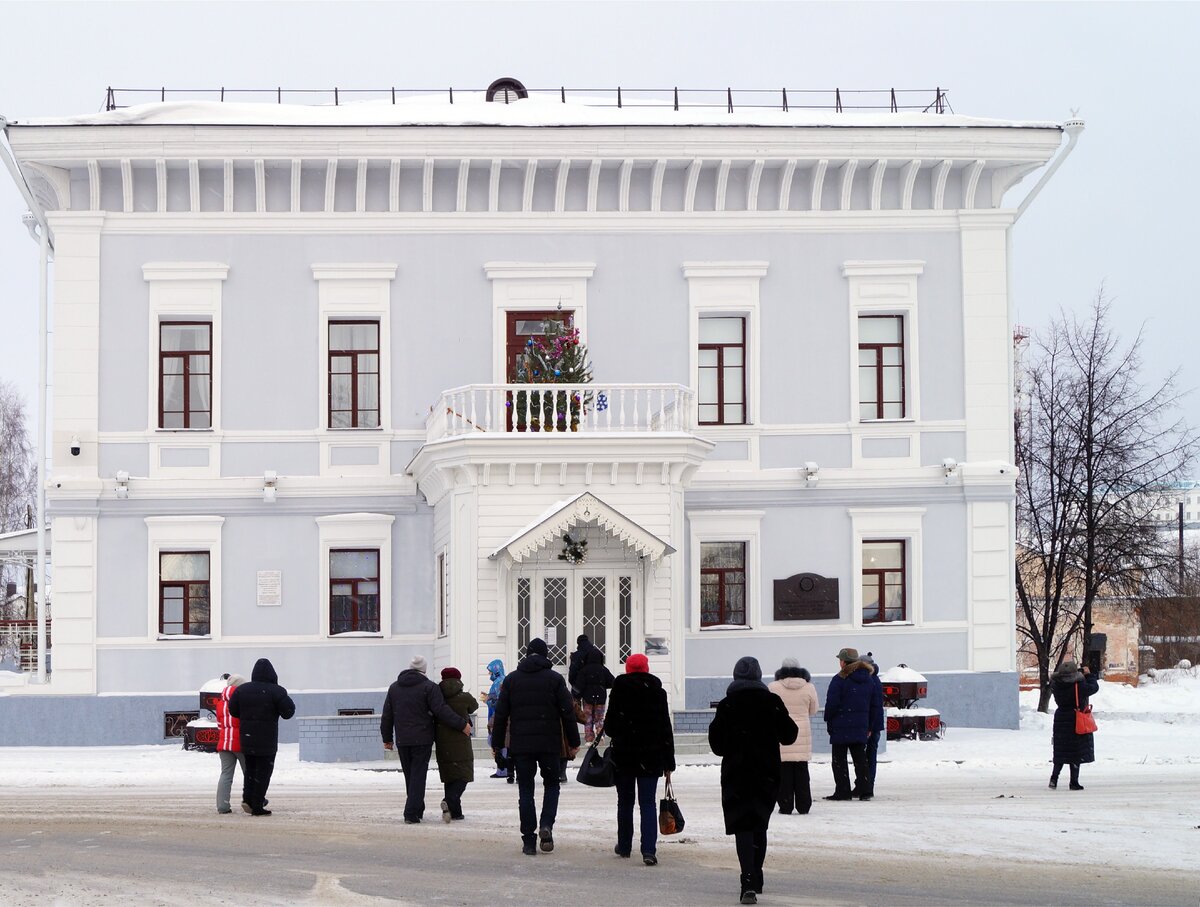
[1016,294,1194,711]
[0,379,36,622]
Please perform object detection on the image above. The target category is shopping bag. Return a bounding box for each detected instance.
[658,779,685,834]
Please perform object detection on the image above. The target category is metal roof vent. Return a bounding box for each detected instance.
[486,77,528,104]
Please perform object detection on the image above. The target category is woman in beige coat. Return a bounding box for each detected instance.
[768,657,819,814]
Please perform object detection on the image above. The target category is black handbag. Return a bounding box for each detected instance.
[658,779,685,834]
[576,740,616,787]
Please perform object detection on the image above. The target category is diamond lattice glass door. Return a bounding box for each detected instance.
[581,575,608,657]
[542,575,569,666]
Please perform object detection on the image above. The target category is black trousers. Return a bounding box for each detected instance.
[1051,761,1080,785]
[734,828,767,894]
[443,779,467,818]
[778,761,812,814]
[242,752,276,812]
[397,743,434,821]
[831,742,869,797]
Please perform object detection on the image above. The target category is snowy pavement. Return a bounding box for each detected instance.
[1,674,1198,905]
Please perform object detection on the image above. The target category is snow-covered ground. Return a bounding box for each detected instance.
[2,670,1197,878]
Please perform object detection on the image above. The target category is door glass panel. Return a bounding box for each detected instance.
[582,576,607,658]
[699,317,744,343]
[618,576,633,663]
[516,577,531,654]
[542,576,568,666]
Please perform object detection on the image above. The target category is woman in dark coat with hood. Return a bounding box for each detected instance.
[1049,659,1099,790]
[577,646,615,743]
[708,656,798,905]
[435,667,479,821]
[228,658,295,815]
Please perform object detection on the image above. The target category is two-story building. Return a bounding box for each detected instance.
[0,82,1075,743]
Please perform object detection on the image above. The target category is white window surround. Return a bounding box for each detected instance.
[436,546,449,639]
[485,262,595,384]
[843,260,924,468]
[312,264,397,477]
[144,263,228,479]
[848,507,924,629]
[317,513,395,639]
[145,515,224,641]
[684,263,766,465]
[688,510,764,632]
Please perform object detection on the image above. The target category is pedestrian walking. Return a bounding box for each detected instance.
[577,646,615,743]
[214,672,246,814]
[381,655,471,824]
[228,658,295,816]
[708,656,798,905]
[861,653,886,790]
[823,648,881,802]
[1049,660,1099,790]
[567,633,595,700]
[481,658,512,781]
[602,653,675,866]
[767,657,818,815]
[435,667,479,822]
[491,637,581,856]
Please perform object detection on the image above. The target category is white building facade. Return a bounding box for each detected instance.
[0,87,1070,743]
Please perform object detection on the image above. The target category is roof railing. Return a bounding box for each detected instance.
[101,86,951,115]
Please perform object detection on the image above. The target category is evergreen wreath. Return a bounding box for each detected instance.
[558,532,588,565]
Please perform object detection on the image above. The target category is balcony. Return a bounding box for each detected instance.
[0,619,51,675]
[427,383,694,442]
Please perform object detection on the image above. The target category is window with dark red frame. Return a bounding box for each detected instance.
[160,322,212,429]
[329,321,380,429]
[858,315,905,420]
[700,541,746,627]
[330,549,380,634]
[862,539,906,623]
[698,317,746,425]
[159,551,210,635]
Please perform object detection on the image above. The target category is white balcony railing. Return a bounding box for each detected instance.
[0,619,50,674]
[428,383,694,441]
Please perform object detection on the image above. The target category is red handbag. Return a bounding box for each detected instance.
[1074,684,1097,735]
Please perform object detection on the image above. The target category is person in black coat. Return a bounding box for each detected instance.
[228,657,296,816]
[602,653,675,865]
[567,634,594,700]
[380,655,470,823]
[708,656,798,905]
[823,647,880,801]
[577,646,615,743]
[1049,659,1099,790]
[861,653,886,789]
[492,638,581,856]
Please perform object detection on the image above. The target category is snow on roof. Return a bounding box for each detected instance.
[878,664,928,683]
[14,96,1062,131]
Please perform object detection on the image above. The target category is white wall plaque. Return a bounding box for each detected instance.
[544,626,557,646]
[256,570,282,607]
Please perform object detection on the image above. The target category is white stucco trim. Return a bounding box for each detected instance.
[684,262,767,449]
[312,264,397,477]
[316,512,395,639]
[485,262,595,384]
[687,510,764,632]
[848,507,925,629]
[843,260,924,468]
[143,263,228,478]
[145,515,224,641]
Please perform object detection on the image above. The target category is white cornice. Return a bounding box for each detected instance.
[681,261,769,279]
[310,263,398,281]
[484,262,596,280]
[142,262,229,281]
[841,260,926,278]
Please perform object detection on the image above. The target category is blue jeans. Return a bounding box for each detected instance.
[615,771,659,856]
[513,752,561,843]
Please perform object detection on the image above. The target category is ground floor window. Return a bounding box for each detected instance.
[330,549,380,634]
[700,542,746,627]
[861,539,906,623]
[159,552,210,635]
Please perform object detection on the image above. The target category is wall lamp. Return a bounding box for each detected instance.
[115,470,130,500]
[802,461,820,486]
[942,458,959,481]
[262,470,278,503]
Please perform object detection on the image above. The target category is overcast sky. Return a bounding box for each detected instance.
[2,1,1197,445]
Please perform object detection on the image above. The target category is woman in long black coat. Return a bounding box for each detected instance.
[1049,659,1099,790]
[708,656,798,905]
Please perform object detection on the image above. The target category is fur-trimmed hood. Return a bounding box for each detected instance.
[838,659,873,680]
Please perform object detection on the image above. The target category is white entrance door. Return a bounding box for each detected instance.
[514,570,637,670]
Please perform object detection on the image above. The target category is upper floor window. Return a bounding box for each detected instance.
[330,548,380,634]
[700,541,746,627]
[159,551,210,635]
[861,539,906,624]
[698,317,746,425]
[329,321,380,429]
[858,315,905,421]
[160,322,212,429]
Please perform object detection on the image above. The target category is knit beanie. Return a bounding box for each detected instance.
[440,666,461,680]
[225,673,246,688]
[781,656,800,670]
[625,653,650,674]
[527,638,549,657]
[409,655,428,674]
[732,656,762,682]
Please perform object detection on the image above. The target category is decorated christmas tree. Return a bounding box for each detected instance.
[512,320,594,430]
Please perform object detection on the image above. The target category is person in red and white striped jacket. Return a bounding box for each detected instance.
[215,673,246,814]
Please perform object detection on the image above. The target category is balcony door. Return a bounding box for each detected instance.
[505,310,573,431]
[514,570,636,672]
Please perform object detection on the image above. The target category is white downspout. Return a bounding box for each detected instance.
[1015,114,1085,224]
[1,116,54,683]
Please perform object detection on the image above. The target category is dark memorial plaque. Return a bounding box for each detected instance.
[774,573,839,621]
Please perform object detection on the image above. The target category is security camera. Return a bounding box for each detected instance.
[941,457,958,479]
[69,435,81,457]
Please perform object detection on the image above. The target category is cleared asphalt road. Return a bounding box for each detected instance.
[1,788,1194,907]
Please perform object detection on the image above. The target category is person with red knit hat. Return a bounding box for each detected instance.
[435,666,479,822]
[600,653,675,865]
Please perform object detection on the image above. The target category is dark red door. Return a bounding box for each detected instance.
[506,310,573,431]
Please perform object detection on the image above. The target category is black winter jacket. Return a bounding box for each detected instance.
[228,658,296,755]
[492,653,581,756]
[603,672,675,777]
[577,648,615,705]
[381,669,468,747]
[1051,671,1099,764]
[568,641,594,696]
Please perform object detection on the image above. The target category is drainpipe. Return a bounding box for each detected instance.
[1,116,54,683]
